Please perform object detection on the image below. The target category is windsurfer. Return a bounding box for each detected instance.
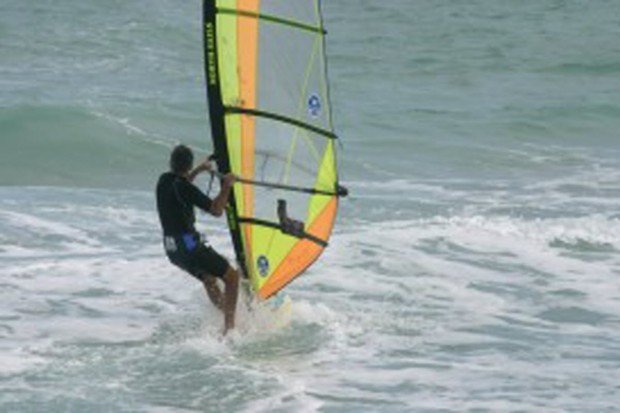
[156,144,240,335]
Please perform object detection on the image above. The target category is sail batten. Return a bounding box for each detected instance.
[203,0,342,299]
[217,8,326,34]
[225,106,338,140]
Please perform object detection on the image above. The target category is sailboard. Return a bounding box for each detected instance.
[202,0,346,300]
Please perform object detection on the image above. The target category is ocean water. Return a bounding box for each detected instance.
[2,0,620,411]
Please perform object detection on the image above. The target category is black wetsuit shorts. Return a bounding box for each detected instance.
[164,233,229,280]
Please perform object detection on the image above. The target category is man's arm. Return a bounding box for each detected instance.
[187,159,212,183]
[209,173,236,217]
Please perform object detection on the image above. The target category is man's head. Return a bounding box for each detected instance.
[170,144,194,175]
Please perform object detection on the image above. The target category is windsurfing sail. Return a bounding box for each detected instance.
[203,0,346,300]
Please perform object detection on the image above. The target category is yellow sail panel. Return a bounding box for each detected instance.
[307,142,337,224]
[216,9,242,215]
[246,225,297,292]
[215,10,238,107]
[216,10,246,260]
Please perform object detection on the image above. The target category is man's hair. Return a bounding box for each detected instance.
[170,144,194,174]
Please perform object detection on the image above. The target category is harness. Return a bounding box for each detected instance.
[164,232,208,254]
[163,176,207,254]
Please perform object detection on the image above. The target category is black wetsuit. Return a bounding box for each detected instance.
[156,172,228,280]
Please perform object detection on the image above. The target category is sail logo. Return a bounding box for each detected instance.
[205,22,217,86]
[308,94,322,118]
[257,255,270,277]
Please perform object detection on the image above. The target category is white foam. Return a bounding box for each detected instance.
[90,108,173,148]
[242,379,324,413]
[0,348,47,376]
[0,210,97,245]
[2,184,619,411]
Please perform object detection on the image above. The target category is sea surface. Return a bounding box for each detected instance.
[2,1,620,412]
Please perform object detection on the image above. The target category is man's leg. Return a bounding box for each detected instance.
[222,266,239,335]
[202,276,224,312]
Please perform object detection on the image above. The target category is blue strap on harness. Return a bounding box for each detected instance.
[182,233,198,252]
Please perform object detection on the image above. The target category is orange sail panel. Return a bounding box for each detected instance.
[237,0,260,276]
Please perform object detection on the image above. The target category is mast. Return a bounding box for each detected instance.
[202,0,249,278]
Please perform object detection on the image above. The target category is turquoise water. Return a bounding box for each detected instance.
[2,1,620,411]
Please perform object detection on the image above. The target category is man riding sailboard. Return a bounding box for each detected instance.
[156,144,240,335]
[156,1,347,335]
